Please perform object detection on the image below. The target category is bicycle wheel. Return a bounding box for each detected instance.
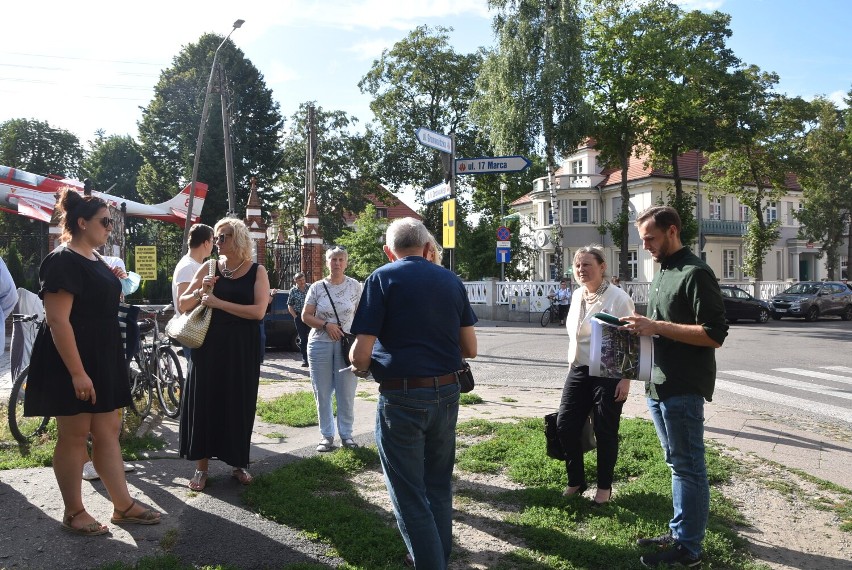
[128,354,153,418]
[540,307,551,327]
[155,346,184,418]
[7,366,51,444]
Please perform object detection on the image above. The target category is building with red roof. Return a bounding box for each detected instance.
[510,143,837,282]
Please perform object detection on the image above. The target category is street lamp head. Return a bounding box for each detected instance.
[233,19,245,29]
[500,182,508,192]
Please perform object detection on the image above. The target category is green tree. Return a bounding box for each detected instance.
[272,104,383,245]
[137,33,284,225]
[704,67,815,281]
[335,204,389,281]
[472,0,588,279]
[796,97,852,280]
[585,0,661,281]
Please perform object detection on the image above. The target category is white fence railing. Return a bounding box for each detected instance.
[463,279,792,310]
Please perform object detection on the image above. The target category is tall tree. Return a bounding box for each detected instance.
[473,0,588,278]
[585,0,661,281]
[273,104,382,244]
[796,97,852,280]
[136,33,284,225]
[704,66,815,281]
[636,4,743,246]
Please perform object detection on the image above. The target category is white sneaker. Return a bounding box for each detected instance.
[82,461,99,481]
[316,437,335,452]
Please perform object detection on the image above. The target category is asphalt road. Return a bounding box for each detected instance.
[472,317,852,431]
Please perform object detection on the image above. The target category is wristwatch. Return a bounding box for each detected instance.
[352,369,370,378]
[322,321,328,331]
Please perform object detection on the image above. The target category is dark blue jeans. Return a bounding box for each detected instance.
[294,315,309,363]
[556,365,624,489]
[375,382,460,570]
[647,394,709,557]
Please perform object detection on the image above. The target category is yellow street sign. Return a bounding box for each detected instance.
[442,199,456,249]
[134,246,157,280]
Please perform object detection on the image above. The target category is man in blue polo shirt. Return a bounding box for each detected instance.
[349,218,477,570]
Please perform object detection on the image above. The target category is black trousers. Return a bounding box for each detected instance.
[558,304,569,322]
[294,315,309,363]
[556,365,625,489]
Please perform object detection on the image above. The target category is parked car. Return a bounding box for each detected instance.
[769,281,852,322]
[264,290,299,350]
[719,285,771,323]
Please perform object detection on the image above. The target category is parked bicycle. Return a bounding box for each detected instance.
[7,314,51,444]
[540,297,563,327]
[128,305,184,419]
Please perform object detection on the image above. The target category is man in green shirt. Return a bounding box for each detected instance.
[623,206,728,568]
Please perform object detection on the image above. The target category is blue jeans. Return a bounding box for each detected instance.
[307,338,357,440]
[647,394,709,557]
[376,383,460,570]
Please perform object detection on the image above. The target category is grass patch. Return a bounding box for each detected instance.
[256,391,336,427]
[459,392,483,406]
[244,447,406,569]
[452,417,759,569]
[97,555,239,569]
[501,396,518,403]
[0,408,165,470]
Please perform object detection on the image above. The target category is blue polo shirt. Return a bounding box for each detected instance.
[351,256,477,380]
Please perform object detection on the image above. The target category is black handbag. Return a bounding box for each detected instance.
[456,361,475,393]
[322,282,354,367]
[544,411,596,460]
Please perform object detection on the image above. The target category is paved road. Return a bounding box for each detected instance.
[473,318,852,430]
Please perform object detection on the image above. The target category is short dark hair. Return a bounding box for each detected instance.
[636,206,681,233]
[187,224,214,249]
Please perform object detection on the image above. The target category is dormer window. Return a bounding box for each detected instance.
[571,160,583,175]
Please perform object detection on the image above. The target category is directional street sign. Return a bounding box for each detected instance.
[455,155,531,175]
[424,182,451,204]
[415,127,453,154]
[496,248,511,263]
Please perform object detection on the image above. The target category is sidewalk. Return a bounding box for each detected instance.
[1,349,850,569]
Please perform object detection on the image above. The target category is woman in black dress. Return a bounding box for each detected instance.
[178,218,269,491]
[25,189,161,535]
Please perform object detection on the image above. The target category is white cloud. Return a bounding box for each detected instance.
[346,39,394,61]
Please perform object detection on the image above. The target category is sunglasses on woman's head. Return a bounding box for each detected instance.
[99,217,115,228]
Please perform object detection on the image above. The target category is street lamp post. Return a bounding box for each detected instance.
[181,19,245,255]
[500,181,507,282]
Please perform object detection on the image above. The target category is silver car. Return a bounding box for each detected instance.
[770,281,852,321]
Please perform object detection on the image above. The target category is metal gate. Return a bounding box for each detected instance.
[268,242,301,290]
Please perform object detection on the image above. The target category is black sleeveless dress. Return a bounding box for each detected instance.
[25,248,130,416]
[179,263,262,468]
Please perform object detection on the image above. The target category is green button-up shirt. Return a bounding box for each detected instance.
[646,247,728,402]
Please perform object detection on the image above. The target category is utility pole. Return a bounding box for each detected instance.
[219,65,237,217]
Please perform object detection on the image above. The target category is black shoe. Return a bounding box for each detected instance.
[637,532,676,547]
[640,543,701,568]
[301,361,308,367]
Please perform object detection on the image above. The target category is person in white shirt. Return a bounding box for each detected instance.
[557,245,634,506]
[171,224,215,315]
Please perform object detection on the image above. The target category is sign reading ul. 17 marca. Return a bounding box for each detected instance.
[455,155,531,175]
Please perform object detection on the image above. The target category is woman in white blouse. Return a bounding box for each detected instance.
[557,245,635,505]
[301,247,362,452]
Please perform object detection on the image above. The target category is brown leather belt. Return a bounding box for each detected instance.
[379,373,458,393]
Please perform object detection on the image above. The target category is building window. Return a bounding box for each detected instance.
[571,160,583,175]
[723,249,737,279]
[765,201,777,223]
[616,250,638,280]
[571,200,589,224]
[709,198,721,220]
[375,207,388,219]
[739,204,751,222]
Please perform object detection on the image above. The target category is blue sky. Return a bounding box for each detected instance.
[1,0,849,160]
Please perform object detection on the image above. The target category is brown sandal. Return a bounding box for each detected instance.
[61,509,108,536]
[110,499,161,525]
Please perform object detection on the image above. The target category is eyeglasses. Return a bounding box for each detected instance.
[216,233,233,243]
[329,246,346,253]
[99,217,115,228]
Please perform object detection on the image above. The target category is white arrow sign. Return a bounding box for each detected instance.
[424,182,451,204]
[415,127,453,154]
[455,155,532,175]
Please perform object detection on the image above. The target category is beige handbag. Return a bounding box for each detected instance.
[165,260,216,348]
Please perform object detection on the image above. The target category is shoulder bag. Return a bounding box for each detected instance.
[544,411,596,460]
[165,260,216,349]
[322,282,355,367]
[456,361,475,393]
